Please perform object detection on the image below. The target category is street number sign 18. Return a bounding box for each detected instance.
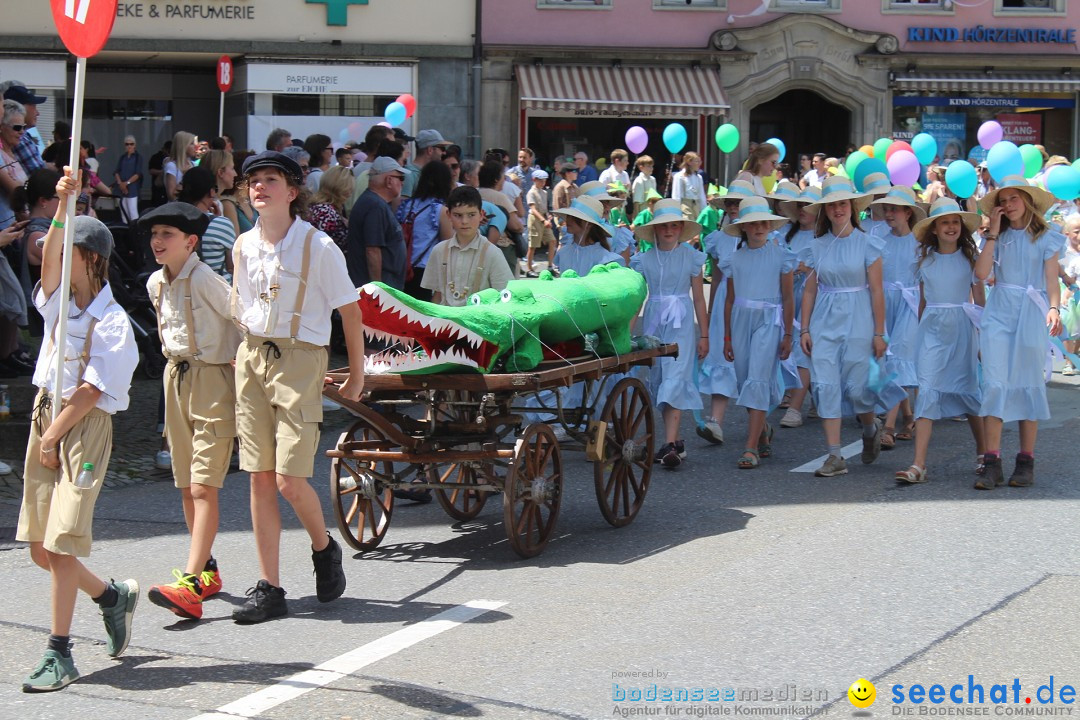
[50,0,118,58]
[217,56,233,93]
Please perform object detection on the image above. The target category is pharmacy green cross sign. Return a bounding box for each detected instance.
[307,0,368,27]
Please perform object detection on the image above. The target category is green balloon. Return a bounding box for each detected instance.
[1019,144,1043,179]
[873,137,893,160]
[846,150,869,177]
[715,123,740,153]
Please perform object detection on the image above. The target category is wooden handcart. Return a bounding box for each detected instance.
[323,344,677,559]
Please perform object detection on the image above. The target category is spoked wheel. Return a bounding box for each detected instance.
[330,420,395,551]
[593,377,654,527]
[504,423,563,558]
[431,456,492,521]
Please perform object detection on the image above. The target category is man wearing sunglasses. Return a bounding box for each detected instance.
[114,136,143,223]
[0,81,46,174]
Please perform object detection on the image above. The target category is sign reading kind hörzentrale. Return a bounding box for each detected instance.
[907,26,1076,44]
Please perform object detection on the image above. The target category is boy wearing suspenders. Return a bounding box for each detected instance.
[230,151,365,623]
[141,202,241,621]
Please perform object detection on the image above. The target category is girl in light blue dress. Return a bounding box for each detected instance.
[869,185,925,449]
[800,177,906,477]
[632,199,709,469]
[719,197,796,469]
[894,199,987,485]
[775,185,821,428]
[974,176,1065,489]
[697,180,758,445]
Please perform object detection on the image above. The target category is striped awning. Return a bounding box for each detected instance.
[892,71,1080,94]
[516,64,728,117]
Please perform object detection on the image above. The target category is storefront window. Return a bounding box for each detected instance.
[995,0,1064,14]
[885,0,952,11]
[81,99,172,121]
[537,0,612,8]
[769,0,840,11]
[653,0,725,8]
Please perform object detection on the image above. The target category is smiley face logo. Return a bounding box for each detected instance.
[848,678,876,709]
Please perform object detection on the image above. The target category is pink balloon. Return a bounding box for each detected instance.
[978,121,1003,150]
[625,126,648,154]
[396,93,417,119]
[887,150,920,186]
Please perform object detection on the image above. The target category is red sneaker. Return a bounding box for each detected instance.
[200,565,223,598]
[148,570,203,620]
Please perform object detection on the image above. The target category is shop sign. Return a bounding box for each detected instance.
[116,1,254,21]
[306,0,368,26]
[922,113,967,164]
[907,26,1076,44]
[998,113,1042,145]
[894,97,1076,110]
[244,63,412,95]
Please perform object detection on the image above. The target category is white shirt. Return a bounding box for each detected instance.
[32,282,139,414]
[672,172,707,208]
[598,166,630,190]
[234,217,358,345]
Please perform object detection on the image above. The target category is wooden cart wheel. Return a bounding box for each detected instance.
[431,458,491,521]
[593,377,654,527]
[504,423,563,558]
[330,420,395,551]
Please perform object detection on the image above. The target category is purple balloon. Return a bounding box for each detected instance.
[625,126,648,155]
[977,121,1003,150]
[887,150,920,186]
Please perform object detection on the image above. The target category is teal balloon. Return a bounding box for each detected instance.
[873,137,892,160]
[911,133,937,165]
[1046,165,1080,201]
[945,160,977,199]
[715,123,739,153]
[765,137,786,162]
[384,101,407,127]
[985,141,1023,183]
[853,157,888,191]
[663,123,688,154]
[845,150,869,177]
[1019,144,1042,179]
[1073,158,1080,173]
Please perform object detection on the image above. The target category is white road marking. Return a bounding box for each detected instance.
[790,440,863,473]
[188,599,507,720]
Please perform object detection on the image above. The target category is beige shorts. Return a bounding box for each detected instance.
[165,359,236,489]
[528,217,555,249]
[235,335,327,478]
[17,390,112,557]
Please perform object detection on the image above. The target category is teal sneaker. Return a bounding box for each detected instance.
[101,578,139,657]
[22,650,79,692]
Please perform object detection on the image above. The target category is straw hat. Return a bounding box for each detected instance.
[861,172,892,197]
[765,180,802,203]
[778,186,822,222]
[723,197,790,237]
[978,174,1056,216]
[633,199,702,243]
[912,198,982,244]
[578,180,618,202]
[551,196,613,237]
[724,179,759,201]
[869,185,928,224]
[808,175,873,212]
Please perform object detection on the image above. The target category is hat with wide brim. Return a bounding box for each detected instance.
[807,176,873,213]
[979,174,1056,216]
[633,199,702,243]
[578,180,618,202]
[778,186,822,222]
[765,180,802,203]
[723,179,759,201]
[724,197,790,237]
[551,196,613,237]
[869,185,928,225]
[912,197,982,244]
[861,172,893,197]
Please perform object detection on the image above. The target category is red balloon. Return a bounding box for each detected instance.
[396,93,417,119]
[886,141,914,163]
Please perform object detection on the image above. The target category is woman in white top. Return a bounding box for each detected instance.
[672,151,707,222]
[734,142,781,197]
[164,131,197,202]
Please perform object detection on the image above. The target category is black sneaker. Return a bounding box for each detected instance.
[975,455,1002,490]
[674,440,687,460]
[1008,454,1035,487]
[661,445,682,469]
[312,534,347,603]
[232,580,287,624]
[654,442,674,464]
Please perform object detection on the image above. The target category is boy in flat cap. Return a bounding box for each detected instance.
[140,202,241,621]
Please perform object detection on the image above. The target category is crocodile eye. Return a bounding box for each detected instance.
[471,294,482,306]
[500,289,512,303]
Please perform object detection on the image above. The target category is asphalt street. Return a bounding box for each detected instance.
[1,373,1078,720]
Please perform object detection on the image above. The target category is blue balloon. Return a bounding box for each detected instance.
[765,137,786,163]
[945,160,977,199]
[911,133,937,166]
[662,123,687,154]
[384,101,407,127]
[853,157,888,192]
[985,141,1023,183]
[1046,165,1080,202]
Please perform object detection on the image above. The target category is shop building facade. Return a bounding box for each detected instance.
[0,0,475,167]
[481,0,1080,180]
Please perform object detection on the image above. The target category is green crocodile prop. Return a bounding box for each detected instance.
[357,262,646,374]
